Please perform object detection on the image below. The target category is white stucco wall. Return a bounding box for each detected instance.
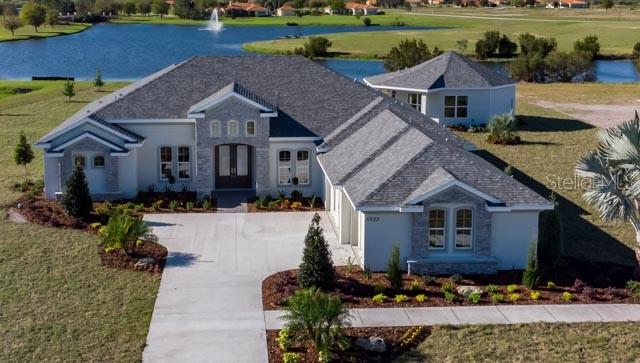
[123,122,196,193]
[43,156,61,199]
[490,211,540,270]
[426,86,516,126]
[268,140,322,198]
[361,212,413,271]
[118,148,139,198]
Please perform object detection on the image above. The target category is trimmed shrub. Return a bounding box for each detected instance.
[362,17,371,26]
[486,113,521,145]
[101,210,149,255]
[386,244,403,290]
[298,213,336,290]
[60,166,92,218]
[522,241,540,288]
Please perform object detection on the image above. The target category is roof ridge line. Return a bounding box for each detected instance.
[336,123,412,185]
[361,139,437,206]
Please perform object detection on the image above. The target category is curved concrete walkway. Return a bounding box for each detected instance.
[265,304,640,329]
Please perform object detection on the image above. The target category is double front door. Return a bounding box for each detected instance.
[215,144,252,189]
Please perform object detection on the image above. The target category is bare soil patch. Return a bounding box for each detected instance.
[267,326,429,363]
[263,266,635,310]
[535,99,640,128]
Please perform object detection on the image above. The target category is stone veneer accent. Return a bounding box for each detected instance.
[410,186,497,274]
[60,138,119,195]
[195,97,270,195]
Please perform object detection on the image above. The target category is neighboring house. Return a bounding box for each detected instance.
[344,1,379,14]
[559,0,589,7]
[36,56,551,274]
[364,52,516,126]
[223,2,271,16]
[276,4,297,16]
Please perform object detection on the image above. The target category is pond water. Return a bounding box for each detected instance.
[0,23,429,80]
[0,23,637,83]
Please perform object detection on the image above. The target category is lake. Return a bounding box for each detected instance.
[0,23,638,83]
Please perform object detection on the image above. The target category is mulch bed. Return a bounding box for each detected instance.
[98,241,167,274]
[267,326,429,363]
[263,266,636,310]
[14,194,102,229]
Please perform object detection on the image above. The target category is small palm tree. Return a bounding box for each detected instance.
[575,111,640,265]
[282,288,350,361]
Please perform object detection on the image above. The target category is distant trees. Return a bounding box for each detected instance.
[151,0,169,18]
[634,42,640,58]
[512,33,593,83]
[294,36,332,59]
[45,9,59,27]
[2,16,21,36]
[602,0,614,10]
[123,1,136,15]
[475,31,516,59]
[20,3,47,32]
[384,39,441,72]
[329,0,345,11]
[94,68,104,90]
[137,0,151,15]
[574,35,600,60]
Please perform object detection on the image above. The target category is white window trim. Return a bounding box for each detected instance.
[227,120,239,137]
[295,149,311,186]
[177,146,191,181]
[408,92,422,111]
[159,145,173,181]
[454,207,474,250]
[92,154,105,169]
[427,208,447,250]
[444,95,469,119]
[278,149,292,186]
[245,120,256,137]
[210,120,221,138]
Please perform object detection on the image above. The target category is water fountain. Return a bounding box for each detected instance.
[207,8,223,32]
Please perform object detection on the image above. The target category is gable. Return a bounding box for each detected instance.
[44,121,131,152]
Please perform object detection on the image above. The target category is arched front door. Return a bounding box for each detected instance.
[215,144,252,189]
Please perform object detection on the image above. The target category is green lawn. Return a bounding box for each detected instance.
[0,23,90,42]
[244,8,640,58]
[0,81,160,362]
[398,322,640,362]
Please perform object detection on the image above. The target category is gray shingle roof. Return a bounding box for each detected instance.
[364,52,516,91]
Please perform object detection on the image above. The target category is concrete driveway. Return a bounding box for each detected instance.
[142,212,355,363]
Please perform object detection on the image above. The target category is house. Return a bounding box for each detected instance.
[223,2,271,17]
[559,0,589,7]
[36,55,551,274]
[364,52,516,126]
[344,1,379,14]
[276,4,297,16]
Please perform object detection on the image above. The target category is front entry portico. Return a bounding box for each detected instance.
[215,144,252,189]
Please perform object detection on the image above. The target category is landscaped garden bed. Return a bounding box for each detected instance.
[248,193,323,213]
[267,326,429,363]
[263,266,639,310]
[98,239,167,273]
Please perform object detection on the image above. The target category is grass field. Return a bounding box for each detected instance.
[398,322,640,362]
[0,22,90,42]
[0,80,639,360]
[244,7,640,58]
[0,81,160,362]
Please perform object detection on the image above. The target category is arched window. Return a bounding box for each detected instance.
[210,120,221,137]
[227,120,239,137]
[428,209,446,249]
[93,155,105,168]
[74,155,86,169]
[295,150,309,185]
[278,150,291,185]
[455,208,473,249]
[245,120,256,136]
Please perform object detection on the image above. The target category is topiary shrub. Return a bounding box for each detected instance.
[60,166,92,218]
[486,113,521,145]
[298,213,336,290]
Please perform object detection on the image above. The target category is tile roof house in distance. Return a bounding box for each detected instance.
[223,2,271,16]
[364,52,516,126]
[276,4,296,16]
